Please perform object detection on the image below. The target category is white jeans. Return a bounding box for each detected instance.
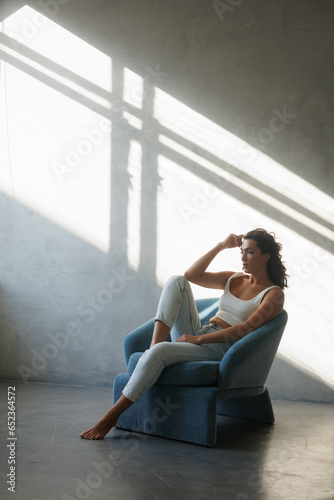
[122,275,232,403]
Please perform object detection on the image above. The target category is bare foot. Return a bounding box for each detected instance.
[80,394,133,440]
[80,412,117,440]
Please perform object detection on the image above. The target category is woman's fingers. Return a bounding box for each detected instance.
[236,234,245,246]
[176,334,197,344]
[223,233,244,248]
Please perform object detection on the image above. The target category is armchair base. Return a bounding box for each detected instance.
[113,375,274,447]
[113,373,220,446]
[217,388,275,424]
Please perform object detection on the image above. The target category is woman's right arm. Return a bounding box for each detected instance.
[184,233,244,289]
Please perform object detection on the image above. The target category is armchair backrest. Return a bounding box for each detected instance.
[195,298,220,324]
[218,310,288,391]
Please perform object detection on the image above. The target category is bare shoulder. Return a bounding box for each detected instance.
[263,286,285,307]
[209,270,236,290]
[230,272,252,286]
[219,270,240,286]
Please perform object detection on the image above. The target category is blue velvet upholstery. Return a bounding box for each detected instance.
[113,298,288,446]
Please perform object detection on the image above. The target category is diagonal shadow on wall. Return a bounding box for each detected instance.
[0,29,332,256]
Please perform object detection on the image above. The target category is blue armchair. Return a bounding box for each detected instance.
[113,298,288,446]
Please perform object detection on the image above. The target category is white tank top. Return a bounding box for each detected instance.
[216,272,280,326]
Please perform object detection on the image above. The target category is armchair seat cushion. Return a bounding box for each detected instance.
[127,352,220,386]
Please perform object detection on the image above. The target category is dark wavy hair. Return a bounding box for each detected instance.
[244,228,288,289]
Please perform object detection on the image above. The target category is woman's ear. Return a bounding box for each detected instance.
[264,253,271,263]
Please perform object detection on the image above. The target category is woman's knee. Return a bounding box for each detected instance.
[166,274,189,290]
[145,342,175,364]
[149,341,171,356]
[166,274,186,284]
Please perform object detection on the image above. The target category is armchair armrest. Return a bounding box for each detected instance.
[124,319,155,365]
[218,310,288,391]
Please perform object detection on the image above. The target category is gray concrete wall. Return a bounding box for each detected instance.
[0,0,333,402]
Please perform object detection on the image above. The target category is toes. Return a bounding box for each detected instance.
[80,429,104,440]
[80,430,93,439]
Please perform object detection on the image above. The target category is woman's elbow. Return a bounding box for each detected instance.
[183,270,198,284]
[234,322,253,339]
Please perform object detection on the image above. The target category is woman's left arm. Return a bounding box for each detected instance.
[177,288,285,345]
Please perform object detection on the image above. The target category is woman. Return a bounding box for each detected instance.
[80,228,287,440]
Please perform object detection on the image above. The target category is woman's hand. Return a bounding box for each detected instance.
[176,335,201,345]
[220,233,244,249]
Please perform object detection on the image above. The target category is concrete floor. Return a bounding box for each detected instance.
[1,382,333,500]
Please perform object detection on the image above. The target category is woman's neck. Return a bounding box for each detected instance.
[247,271,272,287]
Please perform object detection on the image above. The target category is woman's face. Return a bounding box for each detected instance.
[240,239,270,274]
